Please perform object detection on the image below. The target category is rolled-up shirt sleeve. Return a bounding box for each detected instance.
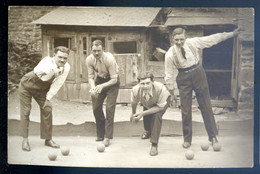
[46,63,70,100]
[157,85,171,108]
[189,32,234,49]
[107,53,119,79]
[165,48,178,90]
[86,56,95,80]
[131,85,139,104]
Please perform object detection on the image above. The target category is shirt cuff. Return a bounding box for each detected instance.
[110,74,118,79]
[157,101,167,108]
[46,95,52,101]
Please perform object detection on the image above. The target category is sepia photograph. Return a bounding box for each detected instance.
[7,6,255,168]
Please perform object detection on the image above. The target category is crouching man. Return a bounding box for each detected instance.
[130,72,171,156]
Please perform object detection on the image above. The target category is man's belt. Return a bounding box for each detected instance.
[178,63,199,73]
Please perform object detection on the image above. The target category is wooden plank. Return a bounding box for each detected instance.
[125,54,139,86]
[66,50,76,81]
[66,83,80,101]
[118,89,131,103]
[79,83,91,103]
[211,100,236,108]
[114,55,126,86]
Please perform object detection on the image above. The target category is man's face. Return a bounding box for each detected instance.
[54,50,69,67]
[173,33,186,48]
[92,45,103,59]
[139,78,153,92]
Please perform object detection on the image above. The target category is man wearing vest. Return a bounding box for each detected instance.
[86,40,120,147]
[165,27,242,148]
[19,46,70,151]
[130,72,171,156]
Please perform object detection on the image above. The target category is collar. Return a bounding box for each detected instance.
[142,86,153,97]
[94,52,104,63]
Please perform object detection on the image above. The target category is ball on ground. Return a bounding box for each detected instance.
[213,143,222,152]
[61,146,70,156]
[201,142,210,151]
[48,152,57,161]
[185,150,194,160]
[97,143,105,152]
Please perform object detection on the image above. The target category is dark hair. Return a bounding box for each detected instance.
[92,40,103,48]
[54,46,70,54]
[137,71,154,82]
[172,27,186,38]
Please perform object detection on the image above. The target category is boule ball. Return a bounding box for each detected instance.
[213,143,222,152]
[61,146,70,156]
[97,143,105,152]
[48,152,57,161]
[201,142,210,151]
[185,150,194,160]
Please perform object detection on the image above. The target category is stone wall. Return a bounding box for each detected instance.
[237,8,254,114]
[8,6,57,92]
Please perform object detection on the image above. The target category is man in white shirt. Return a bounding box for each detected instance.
[19,46,70,151]
[86,40,120,147]
[165,27,241,148]
[130,72,171,156]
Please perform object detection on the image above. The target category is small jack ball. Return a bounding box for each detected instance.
[61,146,70,156]
[185,150,194,160]
[201,142,210,151]
[213,143,222,152]
[97,143,105,152]
[48,152,57,161]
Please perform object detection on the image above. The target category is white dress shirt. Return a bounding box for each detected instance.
[34,56,70,100]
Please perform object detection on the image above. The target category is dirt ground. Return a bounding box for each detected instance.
[7,89,255,168]
[8,135,253,168]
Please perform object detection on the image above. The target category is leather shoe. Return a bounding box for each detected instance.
[103,138,110,147]
[45,139,60,148]
[209,137,218,145]
[182,142,191,149]
[95,137,104,142]
[150,145,158,156]
[22,140,31,151]
[141,131,150,139]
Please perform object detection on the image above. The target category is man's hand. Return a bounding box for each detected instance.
[132,113,143,123]
[89,88,99,98]
[93,84,104,94]
[233,27,243,36]
[42,99,52,110]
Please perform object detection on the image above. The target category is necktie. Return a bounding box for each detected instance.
[181,47,186,59]
[144,93,150,101]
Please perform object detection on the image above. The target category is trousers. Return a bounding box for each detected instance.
[19,71,54,139]
[143,97,170,144]
[91,76,120,139]
[176,65,218,143]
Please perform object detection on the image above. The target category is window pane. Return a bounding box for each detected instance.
[206,72,231,99]
[83,37,87,50]
[54,38,69,48]
[113,41,137,54]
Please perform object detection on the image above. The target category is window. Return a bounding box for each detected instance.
[54,38,70,48]
[203,26,234,100]
[113,41,137,54]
